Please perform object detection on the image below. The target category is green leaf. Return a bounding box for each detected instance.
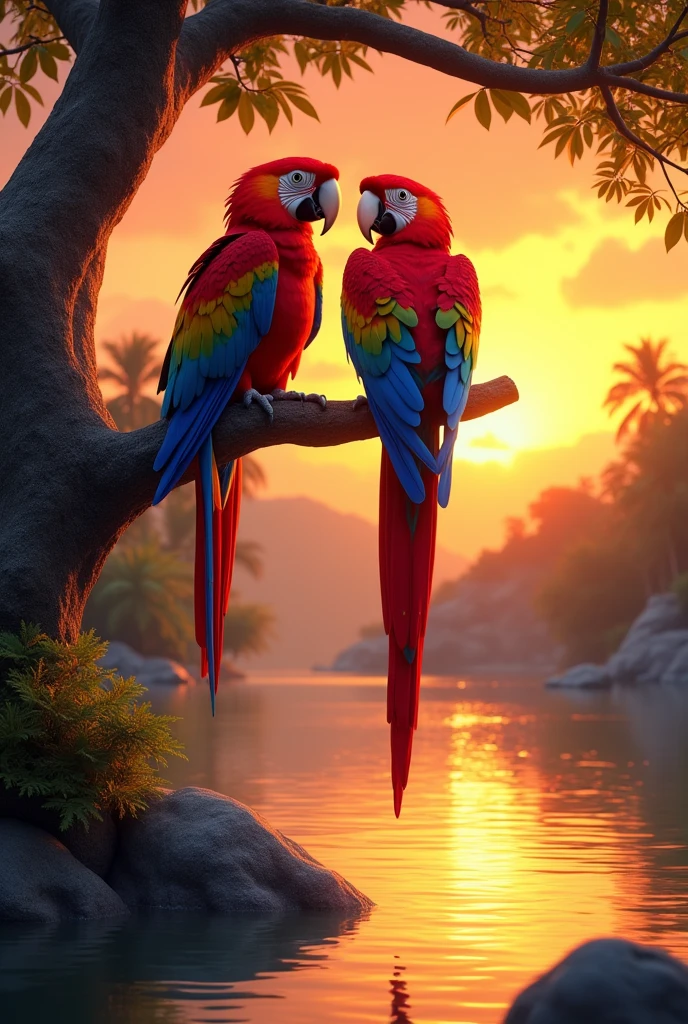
[201,81,236,107]
[508,92,532,123]
[348,52,373,73]
[490,89,514,123]
[20,82,43,104]
[474,89,491,131]
[217,92,240,122]
[446,91,478,123]
[252,91,279,133]
[38,49,58,81]
[0,87,11,116]
[237,91,255,134]
[19,48,38,84]
[605,25,622,48]
[288,92,319,120]
[48,42,71,61]
[14,88,30,127]
[565,10,586,33]
[665,212,685,252]
[294,41,309,74]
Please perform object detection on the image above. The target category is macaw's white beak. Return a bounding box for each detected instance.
[317,177,341,235]
[357,189,384,244]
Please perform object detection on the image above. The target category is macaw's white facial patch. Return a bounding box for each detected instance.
[278,170,317,216]
[384,188,418,230]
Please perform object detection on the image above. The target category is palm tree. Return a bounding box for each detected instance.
[99,332,162,431]
[84,541,194,660]
[604,338,688,442]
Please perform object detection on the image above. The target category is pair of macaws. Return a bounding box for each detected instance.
[152,157,481,816]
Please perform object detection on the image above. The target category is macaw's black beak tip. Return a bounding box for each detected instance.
[372,205,397,237]
[295,191,324,223]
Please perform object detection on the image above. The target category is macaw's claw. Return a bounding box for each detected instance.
[272,388,327,410]
[242,388,274,423]
[352,394,369,411]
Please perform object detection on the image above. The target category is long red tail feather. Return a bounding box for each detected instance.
[380,442,439,816]
[193,456,243,697]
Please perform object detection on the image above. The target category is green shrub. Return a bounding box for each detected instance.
[0,624,185,831]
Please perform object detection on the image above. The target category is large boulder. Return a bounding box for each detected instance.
[504,937,688,1023]
[608,629,688,684]
[546,663,612,689]
[661,642,688,686]
[0,820,129,923]
[99,640,194,687]
[108,787,373,915]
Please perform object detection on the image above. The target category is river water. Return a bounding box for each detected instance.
[2,673,688,1023]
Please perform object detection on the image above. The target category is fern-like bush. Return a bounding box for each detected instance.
[0,624,185,831]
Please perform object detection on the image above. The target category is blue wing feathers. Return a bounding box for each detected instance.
[154,258,278,504]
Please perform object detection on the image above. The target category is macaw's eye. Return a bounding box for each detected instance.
[398,190,408,201]
[291,172,304,184]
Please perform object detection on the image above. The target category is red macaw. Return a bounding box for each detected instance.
[341,175,481,815]
[153,157,340,710]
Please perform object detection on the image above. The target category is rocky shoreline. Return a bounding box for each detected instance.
[547,592,688,689]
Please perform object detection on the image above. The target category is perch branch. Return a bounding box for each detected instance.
[121,375,519,512]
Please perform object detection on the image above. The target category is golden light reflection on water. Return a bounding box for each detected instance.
[4,676,688,1024]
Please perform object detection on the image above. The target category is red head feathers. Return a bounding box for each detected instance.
[225,157,340,234]
[357,174,452,250]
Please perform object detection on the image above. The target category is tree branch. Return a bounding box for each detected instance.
[607,4,688,77]
[176,0,600,100]
[42,0,97,53]
[0,34,65,58]
[599,71,688,105]
[586,0,608,70]
[600,83,688,179]
[122,375,519,512]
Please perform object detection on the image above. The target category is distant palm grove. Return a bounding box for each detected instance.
[87,333,273,668]
[439,338,688,666]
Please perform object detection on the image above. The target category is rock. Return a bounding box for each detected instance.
[0,820,129,923]
[546,663,612,689]
[108,787,373,915]
[504,937,688,1023]
[331,575,561,676]
[608,629,688,684]
[662,643,688,686]
[99,640,194,686]
[0,787,117,877]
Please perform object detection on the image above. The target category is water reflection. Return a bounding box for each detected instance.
[6,675,688,1022]
[390,961,414,1023]
[0,913,362,1024]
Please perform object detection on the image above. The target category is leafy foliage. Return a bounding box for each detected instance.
[5,2,688,241]
[539,389,688,662]
[0,624,184,830]
[223,601,275,658]
[84,541,195,661]
[603,337,688,441]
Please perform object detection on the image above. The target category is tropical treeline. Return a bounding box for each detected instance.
[85,332,274,665]
[450,338,688,666]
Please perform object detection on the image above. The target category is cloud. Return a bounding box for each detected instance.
[481,283,517,302]
[562,237,688,308]
[469,432,511,450]
[297,359,351,381]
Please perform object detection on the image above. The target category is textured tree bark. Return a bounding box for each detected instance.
[0,0,519,643]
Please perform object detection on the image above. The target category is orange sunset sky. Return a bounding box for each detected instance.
[4,7,688,562]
